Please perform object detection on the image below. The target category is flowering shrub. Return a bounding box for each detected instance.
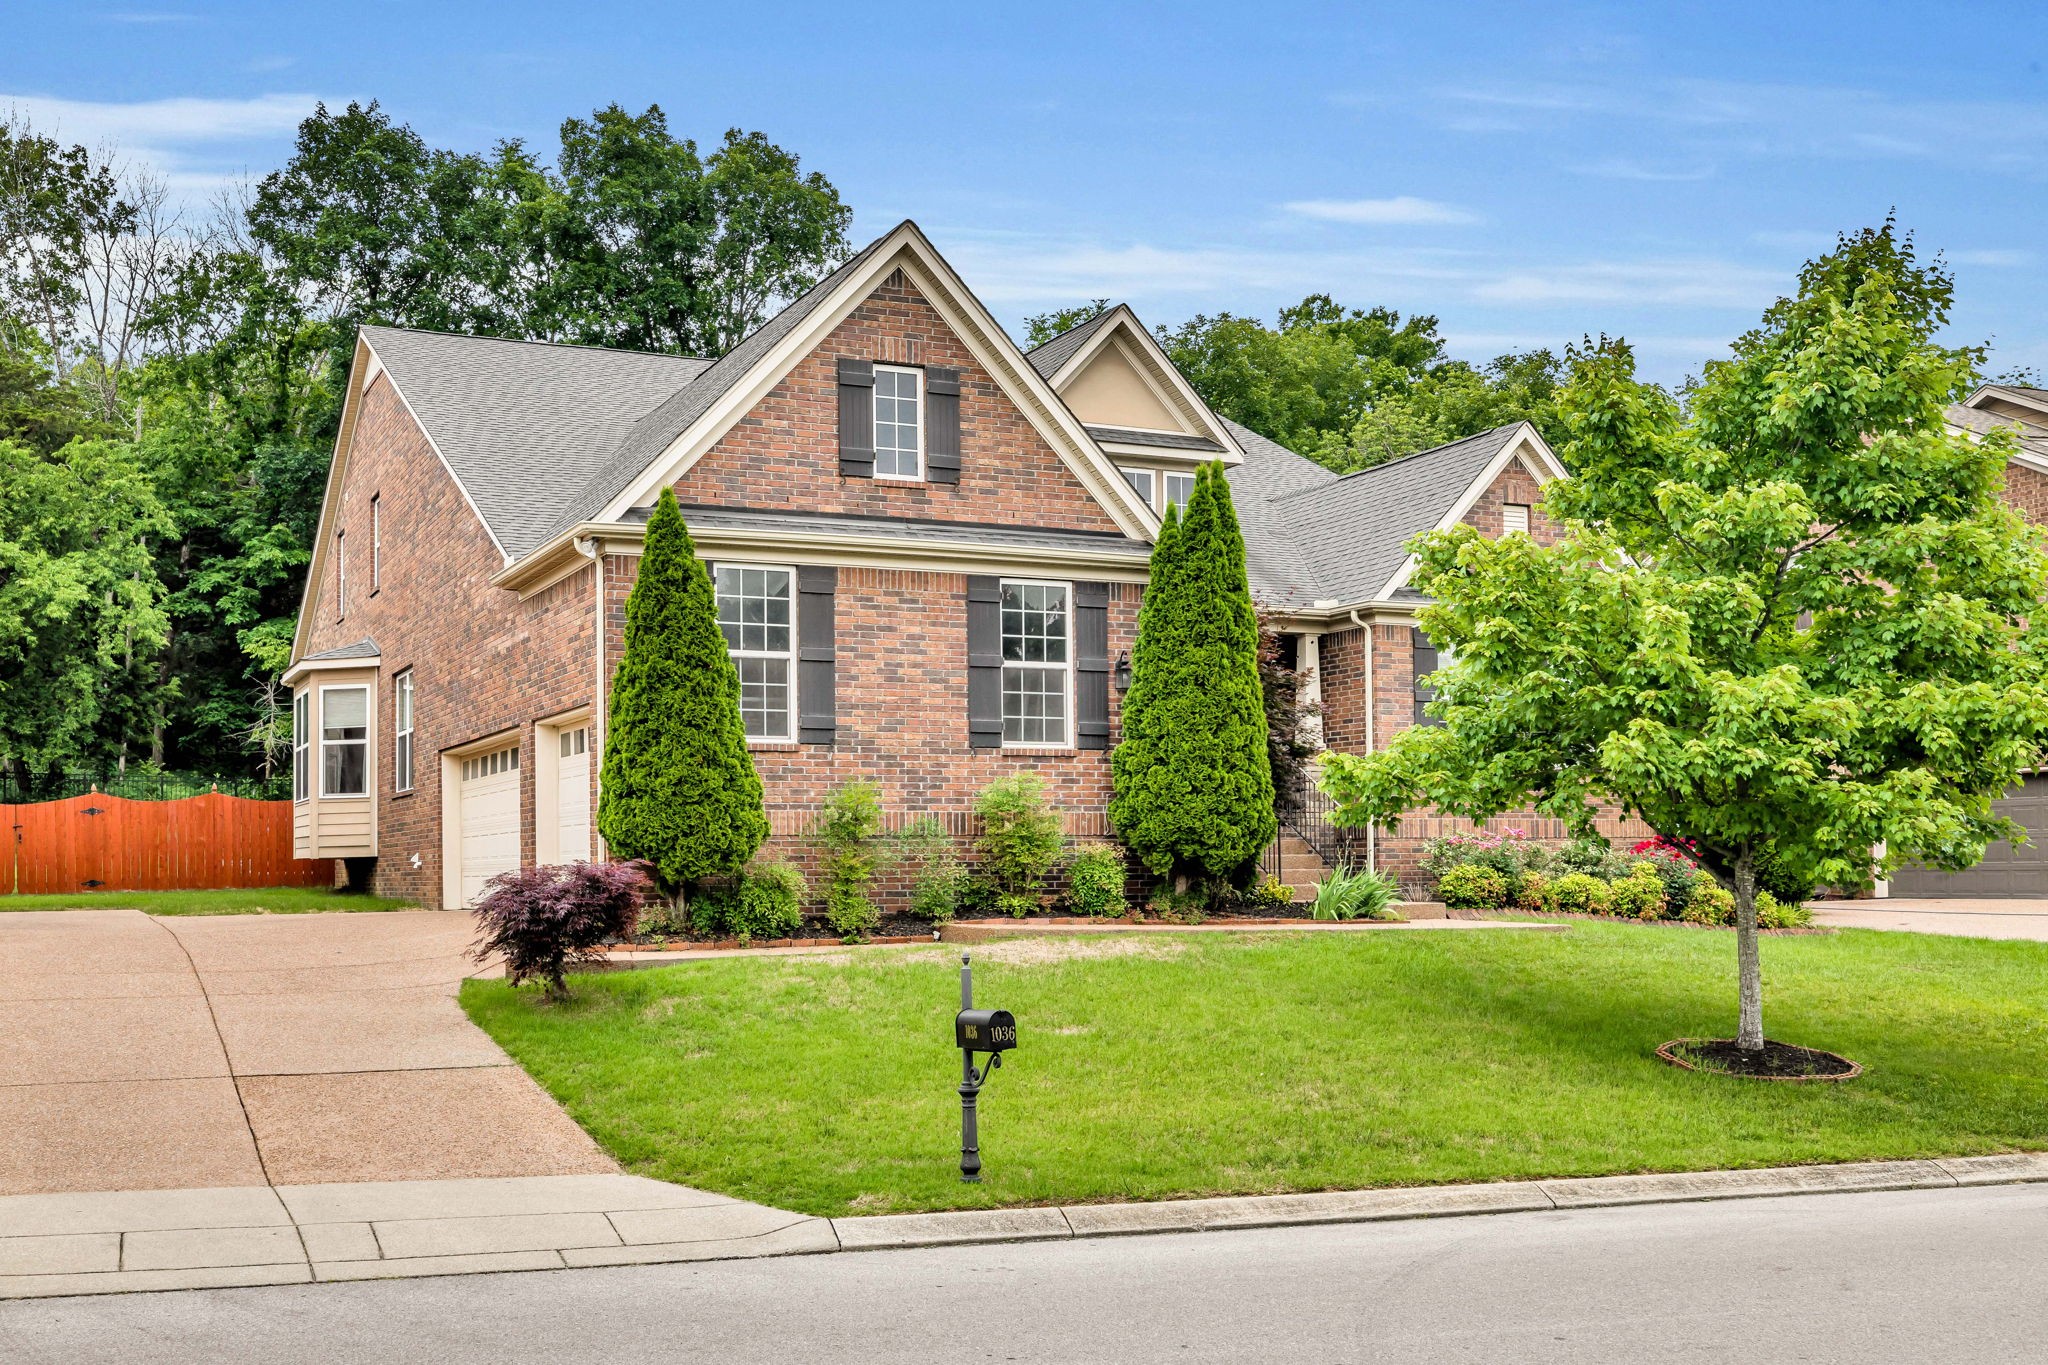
[1422,829,1551,880]
[470,860,651,999]
[1435,864,1509,910]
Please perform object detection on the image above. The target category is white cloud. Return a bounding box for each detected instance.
[1282,196,1479,226]
[1570,158,1715,183]
[1953,249,2035,269]
[1,92,330,205]
[1470,258,1781,309]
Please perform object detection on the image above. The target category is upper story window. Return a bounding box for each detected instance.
[1000,580,1070,747]
[874,365,922,480]
[320,685,370,797]
[1119,467,1156,506]
[1502,503,1531,536]
[370,494,382,593]
[293,692,310,802]
[1163,471,1196,515]
[335,531,347,621]
[393,670,415,793]
[714,564,795,740]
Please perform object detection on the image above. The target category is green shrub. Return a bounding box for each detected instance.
[686,884,737,937]
[996,891,1040,919]
[1551,837,1613,878]
[1108,464,1276,896]
[975,773,1065,900]
[639,898,692,939]
[1064,844,1128,918]
[1756,844,1818,906]
[894,816,966,924]
[729,860,806,942]
[1247,876,1295,912]
[1309,865,1398,921]
[1757,890,1812,929]
[1545,872,1610,915]
[1637,852,1699,918]
[1685,882,1735,925]
[1512,870,1550,911]
[596,488,767,897]
[1607,863,1668,921]
[1435,864,1509,910]
[1150,886,1209,924]
[817,780,883,940]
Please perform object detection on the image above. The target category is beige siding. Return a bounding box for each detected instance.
[292,666,381,858]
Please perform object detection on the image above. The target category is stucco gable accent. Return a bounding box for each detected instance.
[596,222,1159,540]
[1036,305,1243,462]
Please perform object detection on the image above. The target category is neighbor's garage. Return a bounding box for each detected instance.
[457,744,521,907]
[1889,776,2048,898]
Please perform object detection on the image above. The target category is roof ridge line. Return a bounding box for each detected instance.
[361,322,714,364]
[1269,422,1524,501]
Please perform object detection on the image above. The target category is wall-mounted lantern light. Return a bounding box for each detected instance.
[1113,650,1133,693]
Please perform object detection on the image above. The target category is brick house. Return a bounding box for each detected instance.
[296,222,2048,907]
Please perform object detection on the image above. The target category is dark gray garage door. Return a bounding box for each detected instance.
[1890,776,2048,897]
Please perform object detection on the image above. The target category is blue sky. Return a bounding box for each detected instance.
[7,1,2045,382]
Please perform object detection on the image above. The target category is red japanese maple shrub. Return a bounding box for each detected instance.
[469,860,652,998]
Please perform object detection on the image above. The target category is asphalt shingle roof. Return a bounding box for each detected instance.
[301,637,381,661]
[1948,400,2048,465]
[362,327,709,558]
[632,503,1152,559]
[1022,310,1115,378]
[1085,424,1225,452]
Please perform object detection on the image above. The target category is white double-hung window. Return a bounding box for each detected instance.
[320,685,370,797]
[1000,580,1070,746]
[393,670,415,792]
[714,564,795,740]
[1162,471,1196,515]
[874,365,922,480]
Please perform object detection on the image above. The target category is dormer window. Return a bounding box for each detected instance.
[874,365,922,480]
[1162,471,1196,515]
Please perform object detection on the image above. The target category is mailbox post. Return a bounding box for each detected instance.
[953,953,1015,1182]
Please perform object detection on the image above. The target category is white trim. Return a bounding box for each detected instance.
[317,683,372,799]
[711,561,798,743]
[1097,440,1231,464]
[1117,466,1157,509]
[1378,425,1567,599]
[1161,470,1197,516]
[997,577,1074,750]
[282,652,383,686]
[1964,383,2048,423]
[292,690,310,803]
[872,363,924,482]
[596,223,1158,540]
[370,493,381,593]
[495,521,1151,596]
[334,530,346,622]
[392,668,415,794]
[1043,305,1245,461]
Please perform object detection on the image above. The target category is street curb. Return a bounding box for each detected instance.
[825,1152,2048,1251]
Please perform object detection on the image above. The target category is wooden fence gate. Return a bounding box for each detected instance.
[2,792,329,895]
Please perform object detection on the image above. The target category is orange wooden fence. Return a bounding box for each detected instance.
[2,792,330,896]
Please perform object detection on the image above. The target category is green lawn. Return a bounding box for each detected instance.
[461,925,2048,1218]
[0,887,413,915]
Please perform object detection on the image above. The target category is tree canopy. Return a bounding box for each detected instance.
[1319,224,2048,1050]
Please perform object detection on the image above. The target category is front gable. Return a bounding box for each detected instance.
[1038,305,1243,460]
[599,223,1157,540]
[1381,423,1567,598]
[669,268,1130,534]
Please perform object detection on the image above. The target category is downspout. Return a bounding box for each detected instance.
[577,536,606,859]
[1350,609,1376,876]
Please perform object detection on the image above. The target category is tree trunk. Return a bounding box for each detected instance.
[1732,850,1764,1052]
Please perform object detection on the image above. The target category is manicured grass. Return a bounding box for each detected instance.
[0,887,414,915]
[461,925,2048,1218]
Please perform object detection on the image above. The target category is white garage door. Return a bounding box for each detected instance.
[459,745,521,907]
[555,726,591,864]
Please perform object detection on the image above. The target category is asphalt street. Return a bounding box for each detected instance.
[3,1183,2042,1364]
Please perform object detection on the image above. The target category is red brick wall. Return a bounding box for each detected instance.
[302,375,600,907]
[1460,456,1560,543]
[673,269,1124,535]
[603,556,1137,863]
[1318,628,1369,753]
[2004,463,2048,525]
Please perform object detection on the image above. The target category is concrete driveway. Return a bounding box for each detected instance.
[1811,898,2048,941]
[0,910,614,1197]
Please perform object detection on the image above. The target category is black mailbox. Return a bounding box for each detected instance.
[955,1008,1017,1053]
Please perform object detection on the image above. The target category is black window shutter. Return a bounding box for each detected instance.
[926,367,961,484]
[1412,627,1440,727]
[1074,581,1110,749]
[967,575,1004,748]
[837,359,875,478]
[797,565,837,744]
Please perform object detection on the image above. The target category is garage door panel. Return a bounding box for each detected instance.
[1889,776,2048,898]
[458,746,522,908]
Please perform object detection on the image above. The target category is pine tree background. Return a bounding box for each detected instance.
[596,487,768,895]
[1109,462,1277,891]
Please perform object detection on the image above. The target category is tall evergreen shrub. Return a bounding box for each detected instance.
[596,487,767,897]
[1109,462,1276,893]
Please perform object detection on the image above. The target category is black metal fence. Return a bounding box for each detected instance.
[0,768,291,806]
[1259,787,1355,883]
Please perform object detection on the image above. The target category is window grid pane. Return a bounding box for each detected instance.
[714,564,796,739]
[1163,473,1196,514]
[874,367,921,479]
[1000,582,1069,745]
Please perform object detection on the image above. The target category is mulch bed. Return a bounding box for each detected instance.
[1657,1037,1863,1081]
[610,905,1329,953]
[1485,909,1833,935]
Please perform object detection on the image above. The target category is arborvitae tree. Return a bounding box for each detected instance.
[1110,462,1277,894]
[597,487,767,899]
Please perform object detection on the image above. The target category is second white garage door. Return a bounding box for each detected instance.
[555,725,591,864]
[458,745,521,907]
